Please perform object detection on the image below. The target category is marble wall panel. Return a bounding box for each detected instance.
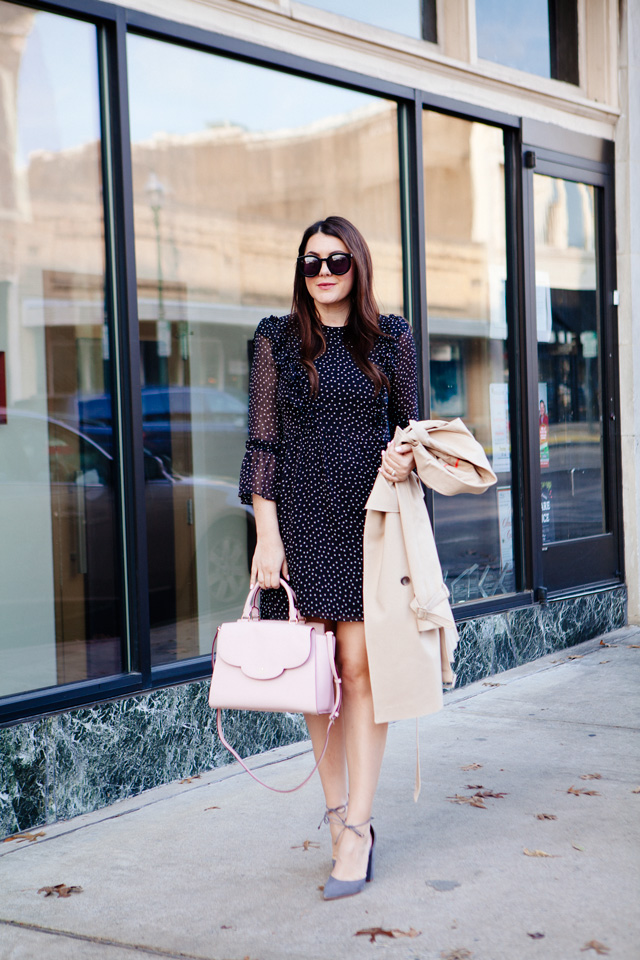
[0,587,626,838]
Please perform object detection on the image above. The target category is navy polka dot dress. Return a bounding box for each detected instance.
[239,314,419,621]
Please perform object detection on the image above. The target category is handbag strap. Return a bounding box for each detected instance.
[241,578,300,622]
[216,631,342,793]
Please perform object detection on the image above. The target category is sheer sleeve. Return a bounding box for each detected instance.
[388,324,419,435]
[238,330,281,504]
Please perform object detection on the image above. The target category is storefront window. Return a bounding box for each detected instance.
[0,4,122,696]
[126,34,403,664]
[423,111,515,604]
[297,1,436,42]
[533,174,605,543]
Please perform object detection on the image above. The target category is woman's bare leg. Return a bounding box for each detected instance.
[303,620,347,858]
[331,620,387,882]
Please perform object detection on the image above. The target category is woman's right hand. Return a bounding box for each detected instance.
[250,535,289,590]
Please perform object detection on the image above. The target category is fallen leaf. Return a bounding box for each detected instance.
[291,840,320,851]
[572,843,585,851]
[627,644,640,649]
[599,660,610,664]
[632,787,640,794]
[4,831,45,844]
[580,773,602,780]
[354,927,421,944]
[179,775,201,784]
[567,654,584,660]
[528,932,545,939]
[475,790,508,799]
[204,806,220,811]
[581,941,610,955]
[482,682,502,687]
[220,924,232,929]
[441,949,472,960]
[536,813,557,820]
[465,784,484,790]
[599,640,613,647]
[37,884,83,898]
[568,785,600,796]
[446,794,487,809]
[523,848,558,858]
[460,763,482,771]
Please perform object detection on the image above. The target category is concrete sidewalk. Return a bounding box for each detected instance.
[1,626,639,960]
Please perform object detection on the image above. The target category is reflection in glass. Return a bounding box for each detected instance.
[423,112,514,603]
[476,0,551,77]
[0,4,122,696]
[534,175,604,543]
[296,0,431,41]
[126,34,403,664]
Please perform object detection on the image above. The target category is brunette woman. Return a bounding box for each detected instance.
[238,216,418,899]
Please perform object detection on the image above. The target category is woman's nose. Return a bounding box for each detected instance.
[318,260,331,276]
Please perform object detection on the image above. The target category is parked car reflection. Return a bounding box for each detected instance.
[0,408,254,680]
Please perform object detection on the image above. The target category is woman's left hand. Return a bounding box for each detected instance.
[379,441,415,483]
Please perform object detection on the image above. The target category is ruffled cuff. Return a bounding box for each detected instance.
[238,440,280,505]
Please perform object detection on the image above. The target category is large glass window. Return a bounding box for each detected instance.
[423,111,515,604]
[297,1,436,42]
[126,34,403,664]
[533,174,605,543]
[0,4,122,696]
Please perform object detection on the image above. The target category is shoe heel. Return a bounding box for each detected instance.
[366,826,375,882]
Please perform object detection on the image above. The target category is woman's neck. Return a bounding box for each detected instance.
[315,301,350,327]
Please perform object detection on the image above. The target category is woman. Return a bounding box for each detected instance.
[238,216,418,900]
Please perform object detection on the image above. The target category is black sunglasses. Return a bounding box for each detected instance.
[297,253,353,278]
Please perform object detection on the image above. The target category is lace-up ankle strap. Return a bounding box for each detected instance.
[318,804,347,830]
[337,817,373,840]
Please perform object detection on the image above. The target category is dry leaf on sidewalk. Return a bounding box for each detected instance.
[291,840,320,851]
[627,644,640,649]
[37,884,83,898]
[441,949,472,960]
[476,790,508,799]
[523,848,558,857]
[179,775,201,784]
[205,806,220,811]
[536,813,557,820]
[567,654,584,660]
[527,932,545,939]
[482,682,502,687]
[568,785,601,796]
[581,941,610,955]
[355,927,421,943]
[572,843,585,851]
[599,641,613,647]
[465,784,484,789]
[460,763,482,771]
[632,787,640,794]
[447,794,487,809]
[580,773,602,780]
[4,831,45,843]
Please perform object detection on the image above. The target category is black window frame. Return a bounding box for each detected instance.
[0,0,621,724]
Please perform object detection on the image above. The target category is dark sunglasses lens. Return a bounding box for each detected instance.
[328,254,351,275]
[299,256,321,277]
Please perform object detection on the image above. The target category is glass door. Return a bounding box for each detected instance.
[528,160,619,591]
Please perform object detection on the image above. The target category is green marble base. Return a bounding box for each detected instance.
[0,586,626,839]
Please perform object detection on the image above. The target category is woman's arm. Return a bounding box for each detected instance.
[379,323,419,483]
[251,495,288,589]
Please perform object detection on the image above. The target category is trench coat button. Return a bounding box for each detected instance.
[400,576,411,586]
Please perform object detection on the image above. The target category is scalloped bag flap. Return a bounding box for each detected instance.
[216,621,313,680]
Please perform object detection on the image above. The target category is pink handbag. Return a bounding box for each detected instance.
[209,579,341,792]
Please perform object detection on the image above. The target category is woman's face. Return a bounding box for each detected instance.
[303,232,354,312]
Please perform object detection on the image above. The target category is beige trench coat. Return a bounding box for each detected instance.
[363,418,497,725]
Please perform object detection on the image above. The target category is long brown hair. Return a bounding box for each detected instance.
[291,216,389,397]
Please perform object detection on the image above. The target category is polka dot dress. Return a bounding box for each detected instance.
[239,314,419,621]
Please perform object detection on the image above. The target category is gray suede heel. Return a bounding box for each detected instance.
[323,823,375,901]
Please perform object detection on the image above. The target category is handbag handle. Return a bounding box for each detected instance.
[216,630,342,793]
[241,578,299,622]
